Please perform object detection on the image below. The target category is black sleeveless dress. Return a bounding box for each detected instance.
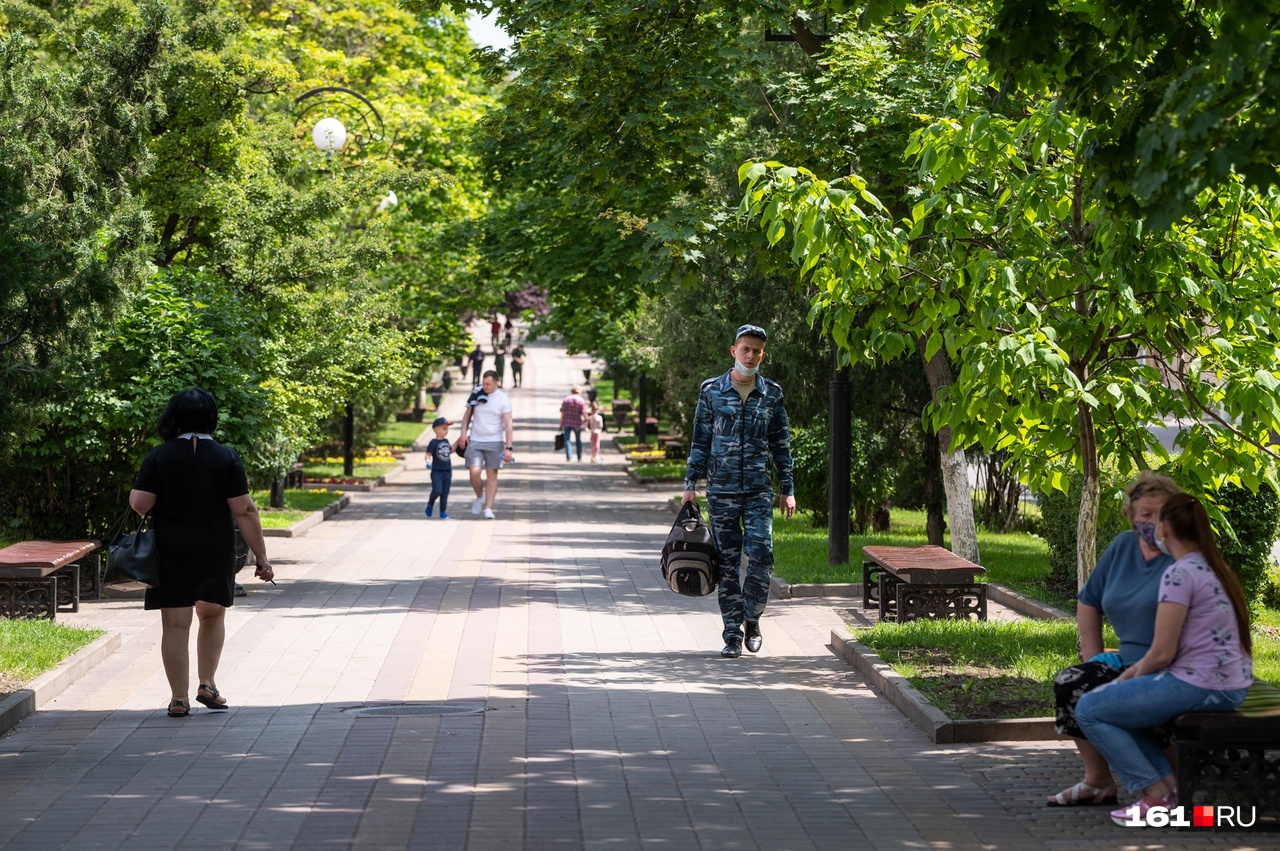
[134,437,250,609]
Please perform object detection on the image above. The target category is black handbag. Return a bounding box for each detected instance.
[554,432,565,451]
[105,514,160,590]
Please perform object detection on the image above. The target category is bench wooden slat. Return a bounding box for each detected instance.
[0,540,100,571]
[862,545,986,576]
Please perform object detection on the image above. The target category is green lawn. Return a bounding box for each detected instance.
[250,488,345,528]
[853,619,1114,718]
[631,461,685,482]
[593,379,630,403]
[376,420,430,447]
[301,461,398,480]
[774,507,1078,611]
[0,620,102,695]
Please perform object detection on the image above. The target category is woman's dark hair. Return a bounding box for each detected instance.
[1160,493,1252,654]
[156,387,218,441]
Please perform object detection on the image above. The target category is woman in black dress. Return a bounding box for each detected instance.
[128,388,274,717]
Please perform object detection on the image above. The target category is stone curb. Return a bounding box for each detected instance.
[829,630,1063,743]
[771,575,859,600]
[263,494,352,539]
[625,467,684,489]
[986,583,1071,620]
[0,632,123,736]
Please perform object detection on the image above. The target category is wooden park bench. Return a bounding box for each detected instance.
[0,540,101,619]
[861,544,987,622]
[1172,680,1280,831]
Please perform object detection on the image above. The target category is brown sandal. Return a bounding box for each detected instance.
[167,699,189,718]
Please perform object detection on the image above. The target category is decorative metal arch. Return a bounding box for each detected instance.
[293,86,386,153]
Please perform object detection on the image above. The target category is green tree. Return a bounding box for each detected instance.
[740,6,1280,586]
[984,0,1280,230]
[0,0,168,457]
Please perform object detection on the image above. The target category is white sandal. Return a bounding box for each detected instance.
[1046,780,1118,807]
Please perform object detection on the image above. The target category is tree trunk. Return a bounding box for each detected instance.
[1076,400,1100,589]
[918,339,980,564]
[922,426,945,546]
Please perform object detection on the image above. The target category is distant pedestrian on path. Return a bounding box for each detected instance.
[494,345,507,387]
[560,385,587,461]
[504,316,515,348]
[490,316,502,349]
[588,401,605,462]
[128,387,274,718]
[457,370,514,519]
[424,416,454,519]
[682,324,794,659]
[510,342,526,388]
[468,344,485,387]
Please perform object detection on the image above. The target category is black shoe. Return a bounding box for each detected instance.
[744,621,762,653]
[233,583,246,598]
[721,639,742,658]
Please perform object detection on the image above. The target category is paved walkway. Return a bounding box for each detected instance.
[0,337,1266,850]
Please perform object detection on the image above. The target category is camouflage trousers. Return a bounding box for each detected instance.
[707,492,774,644]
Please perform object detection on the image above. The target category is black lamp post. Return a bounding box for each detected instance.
[294,87,392,478]
[829,354,851,566]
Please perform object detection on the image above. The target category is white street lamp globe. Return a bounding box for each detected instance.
[376,190,398,212]
[311,117,347,153]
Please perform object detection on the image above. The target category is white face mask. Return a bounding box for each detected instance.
[1154,527,1172,556]
[734,358,759,378]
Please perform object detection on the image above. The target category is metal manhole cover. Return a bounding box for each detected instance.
[342,703,486,718]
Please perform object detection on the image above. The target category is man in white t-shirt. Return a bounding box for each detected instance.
[456,370,514,519]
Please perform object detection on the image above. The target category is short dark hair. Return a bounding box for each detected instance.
[482,369,499,381]
[157,387,218,441]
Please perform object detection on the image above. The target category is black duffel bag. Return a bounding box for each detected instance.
[660,501,720,596]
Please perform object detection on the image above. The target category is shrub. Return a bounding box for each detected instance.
[1036,466,1131,589]
[791,419,897,532]
[1213,483,1280,607]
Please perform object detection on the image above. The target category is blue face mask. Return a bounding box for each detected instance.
[734,358,759,378]
[1135,521,1157,547]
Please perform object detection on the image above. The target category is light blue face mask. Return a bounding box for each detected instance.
[734,358,759,377]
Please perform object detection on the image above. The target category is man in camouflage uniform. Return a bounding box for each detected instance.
[682,324,795,658]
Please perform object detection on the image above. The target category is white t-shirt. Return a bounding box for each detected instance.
[467,388,512,443]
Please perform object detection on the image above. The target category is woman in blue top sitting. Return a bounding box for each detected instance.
[1046,471,1182,807]
[1076,493,1253,826]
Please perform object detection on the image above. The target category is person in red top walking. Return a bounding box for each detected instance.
[560,386,588,462]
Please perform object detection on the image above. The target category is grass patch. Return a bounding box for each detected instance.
[301,461,397,480]
[853,612,1280,719]
[249,489,345,529]
[1251,607,1280,685]
[594,379,630,403]
[631,461,686,482]
[376,420,430,447]
[774,507,1077,611]
[0,620,103,697]
[854,619,1118,719]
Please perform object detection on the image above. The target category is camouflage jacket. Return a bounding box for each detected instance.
[683,370,794,497]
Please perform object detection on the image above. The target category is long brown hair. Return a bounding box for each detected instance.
[1160,494,1252,655]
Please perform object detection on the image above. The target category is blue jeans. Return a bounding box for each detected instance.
[562,427,582,460]
[428,469,451,514]
[1075,672,1247,794]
